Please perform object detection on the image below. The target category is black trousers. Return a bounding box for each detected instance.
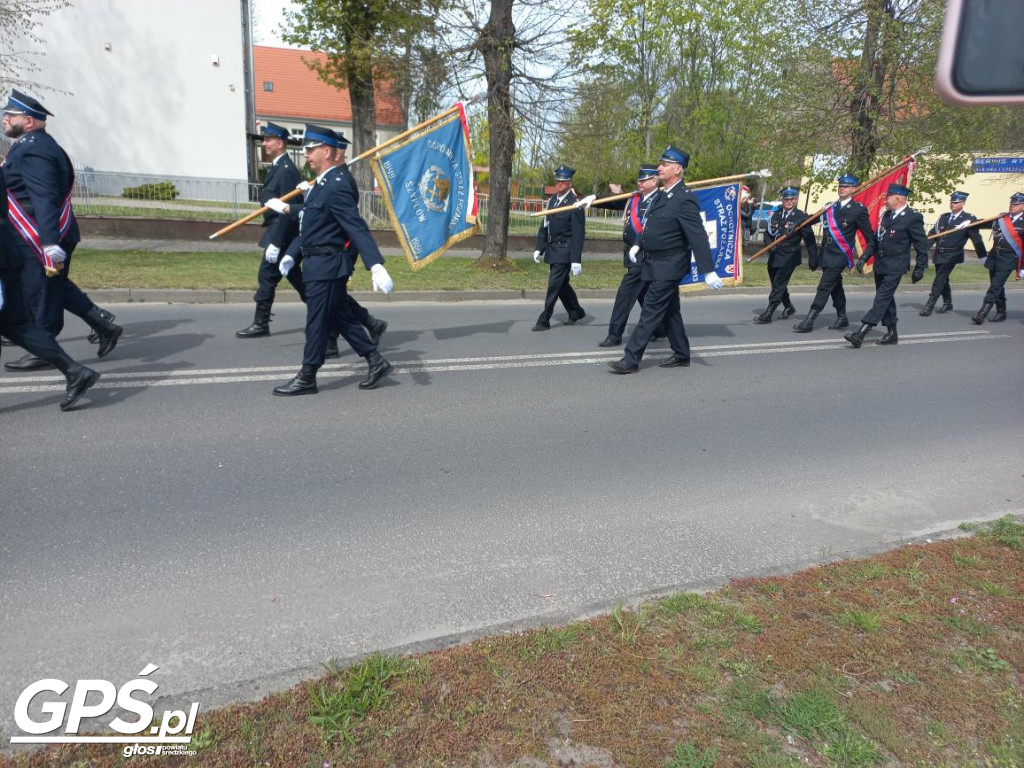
[0,267,65,364]
[623,279,688,366]
[861,271,904,327]
[21,246,96,336]
[928,261,957,303]
[983,267,1014,306]
[539,263,582,322]
[607,266,648,338]
[809,267,846,314]
[254,253,305,309]
[302,277,374,367]
[767,264,797,308]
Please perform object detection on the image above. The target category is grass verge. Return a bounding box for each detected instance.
[5,514,1021,767]
[69,249,996,293]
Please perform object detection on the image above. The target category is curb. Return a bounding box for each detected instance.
[81,283,1007,305]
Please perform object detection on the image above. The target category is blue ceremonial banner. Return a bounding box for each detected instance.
[679,182,743,292]
[370,103,479,271]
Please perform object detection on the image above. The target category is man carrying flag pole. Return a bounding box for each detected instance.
[793,174,876,334]
[971,192,1024,324]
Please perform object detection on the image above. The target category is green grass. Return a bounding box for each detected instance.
[67,247,997,292]
[8,516,1022,768]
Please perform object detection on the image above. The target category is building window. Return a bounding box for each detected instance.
[263,81,274,92]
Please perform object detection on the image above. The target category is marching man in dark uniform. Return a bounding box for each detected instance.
[263,124,394,395]
[971,191,1024,324]
[921,190,987,316]
[592,164,660,347]
[0,166,99,409]
[845,182,929,348]
[609,145,722,374]
[236,122,305,338]
[793,174,875,333]
[1,90,122,371]
[532,165,586,331]
[753,185,818,324]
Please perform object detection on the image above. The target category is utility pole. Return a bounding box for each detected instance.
[240,0,258,189]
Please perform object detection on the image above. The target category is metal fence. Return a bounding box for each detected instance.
[70,169,625,238]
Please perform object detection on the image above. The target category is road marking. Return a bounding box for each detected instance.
[0,331,1008,393]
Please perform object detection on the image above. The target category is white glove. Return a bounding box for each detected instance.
[296,181,311,192]
[533,250,542,263]
[955,219,971,229]
[628,245,640,264]
[571,262,582,277]
[43,244,67,264]
[574,194,597,210]
[1019,269,1024,280]
[704,272,724,290]
[264,244,280,264]
[279,254,295,276]
[371,263,394,294]
[264,197,288,214]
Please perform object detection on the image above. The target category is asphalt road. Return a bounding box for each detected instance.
[1,290,1022,742]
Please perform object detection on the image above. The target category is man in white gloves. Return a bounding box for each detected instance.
[532,165,586,331]
[1,90,122,371]
[969,191,1024,325]
[609,145,721,374]
[265,124,394,395]
[237,123,306,338]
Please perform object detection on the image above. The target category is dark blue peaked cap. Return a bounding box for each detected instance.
[554,165,576,181]
[303,123,349,149]
[659,145,690,168]
[2,89,52,120]
[1010,192,1024,204]
[837,174,859,186]
[248,122,299,144]
[950,191,968,202]
[779,186,800,199]
[887,183,911,196]
[637,164,659,180]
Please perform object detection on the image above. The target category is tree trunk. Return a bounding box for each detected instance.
[477,0,515,262]
[346,61,377,195]
[849,0,886,176]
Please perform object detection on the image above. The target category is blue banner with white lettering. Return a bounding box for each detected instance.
[679,182,743,292]
[972,157,1024,174]
[371,103,479,271]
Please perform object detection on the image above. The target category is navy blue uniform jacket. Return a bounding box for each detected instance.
[763,207,818,270]
[277,164,384,282]
[874,207,929,275]
[930,211,987,264]
[819,200,875,270]
[2,129,80,251]
[637,183,714,282]
[535,192,585,265]
[259,153,301,249]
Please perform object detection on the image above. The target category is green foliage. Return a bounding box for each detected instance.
[308,653,415,743]
[667,740,719,768]
[961,515,1024,551]
[121,181,178,200]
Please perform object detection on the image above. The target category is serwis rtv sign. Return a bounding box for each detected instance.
[10,664,200,747]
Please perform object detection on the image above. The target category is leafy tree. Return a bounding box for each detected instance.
[0,0,72,89]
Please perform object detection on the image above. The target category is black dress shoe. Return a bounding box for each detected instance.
[359,351,392,390]
[565,309,586,325]
[532,321,550,331]
[4,354,53,371]
[598,335,622,347]
[0,336,13,346]
[752,311,772,324]
[60,366,100,411]
[236,322,270,338]
[657,355,690,368]
[273,366,318,396]
[936,302,952,314]
[780,306,796,320]
[876,329,898,345]
[608,359,638,374]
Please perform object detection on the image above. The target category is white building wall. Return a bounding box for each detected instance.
[16,0,248,181]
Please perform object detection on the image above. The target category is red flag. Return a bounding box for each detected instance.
[853,160,914,268]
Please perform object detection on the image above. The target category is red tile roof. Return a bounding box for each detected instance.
[253,45,405,127]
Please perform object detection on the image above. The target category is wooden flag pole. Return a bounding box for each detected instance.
[209,104,466,240]
[746,149,929,262]
[926,213,1001,240]
[531,170,765,218]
